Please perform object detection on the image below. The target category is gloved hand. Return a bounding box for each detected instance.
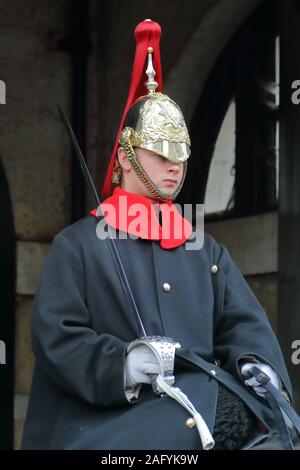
[241,362,280,398]
[124,344,161,389]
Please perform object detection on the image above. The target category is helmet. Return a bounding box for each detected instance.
[102,20,191,201]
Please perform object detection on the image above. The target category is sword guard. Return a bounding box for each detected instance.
[127,335,180,394]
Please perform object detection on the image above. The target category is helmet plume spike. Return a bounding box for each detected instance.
[145,47,158,94]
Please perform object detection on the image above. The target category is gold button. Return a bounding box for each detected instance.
[185,418,196,428]
[210,265,219,274]
[163,283,172,292]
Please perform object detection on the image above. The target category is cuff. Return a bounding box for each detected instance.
[238,355,290,403]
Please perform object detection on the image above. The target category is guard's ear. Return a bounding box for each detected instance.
[117,147,131,172]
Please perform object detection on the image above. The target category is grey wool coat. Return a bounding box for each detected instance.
[22,214,292,450]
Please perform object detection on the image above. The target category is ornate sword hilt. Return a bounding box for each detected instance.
[126,335,181,395]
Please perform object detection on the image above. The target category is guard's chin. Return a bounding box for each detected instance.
[158,185,178,195]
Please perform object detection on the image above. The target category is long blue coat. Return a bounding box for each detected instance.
[22,215,292,449]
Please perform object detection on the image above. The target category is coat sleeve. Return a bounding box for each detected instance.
[213,244,292,400]
[31,233,130,408]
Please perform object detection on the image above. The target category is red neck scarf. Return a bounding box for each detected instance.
[90,187,192,249]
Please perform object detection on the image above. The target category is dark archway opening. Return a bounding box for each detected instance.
[0,158,15,449]
[179,0,279,222]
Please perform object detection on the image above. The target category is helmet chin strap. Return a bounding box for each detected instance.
[119,128,187,202]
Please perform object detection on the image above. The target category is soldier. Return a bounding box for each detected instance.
[22,20,299,450]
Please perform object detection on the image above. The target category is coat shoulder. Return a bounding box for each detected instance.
[203,231,221,250]
[191,228,223,263]
[54,215,98,247]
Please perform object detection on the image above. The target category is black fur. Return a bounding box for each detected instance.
[213,384,258,450]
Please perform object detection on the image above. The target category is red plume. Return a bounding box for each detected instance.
[101,20,163,198]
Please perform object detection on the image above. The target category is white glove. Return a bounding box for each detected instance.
[124,344,161,389]
[241,362,280,398]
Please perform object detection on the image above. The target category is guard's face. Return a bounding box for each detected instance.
[134,147,184,199]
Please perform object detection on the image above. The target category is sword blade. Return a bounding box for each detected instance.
[57,103,101,209]
[57,103,147,337]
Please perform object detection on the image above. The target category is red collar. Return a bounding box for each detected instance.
[90,187,192,249]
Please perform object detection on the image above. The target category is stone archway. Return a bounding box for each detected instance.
[0,157,15,449]
[165,0,262,124]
